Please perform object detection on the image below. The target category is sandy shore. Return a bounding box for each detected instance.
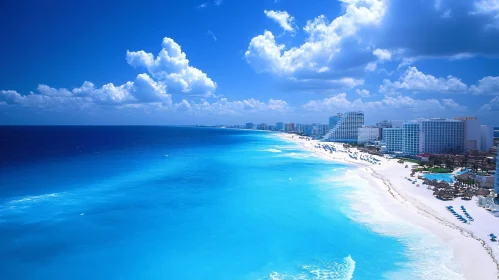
[278,133,499,280]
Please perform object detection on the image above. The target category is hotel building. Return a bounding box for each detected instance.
[420,118,465,154]
[481,125,494,152]
[382,118,466,155]
[402,122,420,155]
[358,126,382,144]
[383,128,403,152]
[495,150,499,194]
[323,112,364,142]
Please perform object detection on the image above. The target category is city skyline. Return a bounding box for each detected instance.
[1,0,499,125]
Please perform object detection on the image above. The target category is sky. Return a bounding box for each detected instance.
[1,0,499,125]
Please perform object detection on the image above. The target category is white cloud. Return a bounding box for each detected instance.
[176,98,290,115]
[246,0,386,88]
[302,93,467,119]
[373,48,392,61]
[479,96,499,111]
[365,62,377,72]
[197,3,208,8]
[472,0,499,19]
[469,76,499,95]
[0,74,171,108]
[380,67,468,94]
[264,10,295,32]
[356,89,370,97]
[127,37,217,96]
[214,0,223,6]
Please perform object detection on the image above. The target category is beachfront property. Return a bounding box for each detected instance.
[496,150,499,194]
[402,121,420,155]
[245,123,255,129]
[420,118,465,154]
[275,122,284,132]
[382,127,403,153]
[284,123,295,133]
[323,111,365,142]
[357,126,382,144]
[376,120,404,128]
[481,125,494,152]
[381,118,465,155]
[329,115,340,129]
[455,117,494,152]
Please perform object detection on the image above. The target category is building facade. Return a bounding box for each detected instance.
[329,116,340,129]
[481,125,494,152]
[455,117,481,152]
[323,112,364,142]
[358,126,381,144]
[275,122,284,132]
[245,123,254,129]
[419,118,465,154]
[402,122,421,155]
[284,123,295,133]
[495,150,499,194]
[383,128,403,152]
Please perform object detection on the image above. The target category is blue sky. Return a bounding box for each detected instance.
[1,0,499,125]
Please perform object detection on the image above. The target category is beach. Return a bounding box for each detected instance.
[279,133,499,280]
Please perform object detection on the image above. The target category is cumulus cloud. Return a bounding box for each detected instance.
[246,0,385,90]
[302,92,467,120]
[380,67,468,94]
[356,89,370,97]
[127,37,217,96]
[264,10,295,32]
[0,74,171,108]
[479,96,499,111]
[175,98,290,115]
[469,76,499,95]
[376,0,499,58]
[373,48,392,61]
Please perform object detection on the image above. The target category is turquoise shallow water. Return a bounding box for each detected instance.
[0,127,433,279]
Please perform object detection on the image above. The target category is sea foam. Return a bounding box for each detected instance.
[264,255,355,280]
[320,169,465,280]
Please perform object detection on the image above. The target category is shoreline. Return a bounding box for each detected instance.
[277,133,499,280]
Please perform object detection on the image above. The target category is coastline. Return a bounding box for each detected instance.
[277,133,499,280]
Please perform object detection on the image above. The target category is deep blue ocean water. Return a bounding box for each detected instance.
[0,126,415,279]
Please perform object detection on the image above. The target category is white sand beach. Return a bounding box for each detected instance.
[279,133,499,280]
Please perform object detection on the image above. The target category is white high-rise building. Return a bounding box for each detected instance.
[420,118,464,154]
[481,125,494,152]
[495,150,499,194]
[329,116,340,129]
[455,117,481,152]
[358,126,381,144]
[402,122,420,155]
[383,128,403,152]
[323,112,364,142]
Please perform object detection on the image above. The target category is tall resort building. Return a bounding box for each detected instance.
[382,118,466,155]
[275,122,284,132]
[383,128,403,152]
[481,125,494,152]
[419,118,465,154]
[402,122,420,155]
[358,126,382,144]
[323,112,364,142]
[496,150,499,194]
[329,116,340,129]
[455,117,481,152]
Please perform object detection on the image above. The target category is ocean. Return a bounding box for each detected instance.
[0,126,458,279]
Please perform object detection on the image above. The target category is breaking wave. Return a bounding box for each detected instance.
[263,255,356,280]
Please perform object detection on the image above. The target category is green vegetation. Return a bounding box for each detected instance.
[397,158,421,164]
[414,167,450,173]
